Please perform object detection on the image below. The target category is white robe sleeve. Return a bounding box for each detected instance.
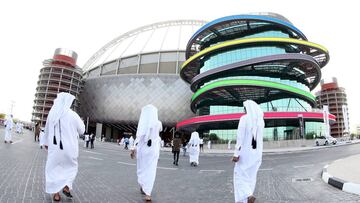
[73,112,85,136]
[234,116,246,157]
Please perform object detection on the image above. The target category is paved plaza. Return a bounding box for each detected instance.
[1,128,360,203]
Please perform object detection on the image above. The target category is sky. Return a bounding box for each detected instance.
[0,0,359,131]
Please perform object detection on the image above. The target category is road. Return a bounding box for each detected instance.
[0,127,360,203]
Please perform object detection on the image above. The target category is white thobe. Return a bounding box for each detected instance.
[134,122,161,196]
[44,110,85,194]
[39,131,45,147]
[189,138,200,164]
[4,119,13,142]
[233,115,263,203]
[129,136,134,147]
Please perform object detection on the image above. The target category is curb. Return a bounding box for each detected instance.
[322,164,360,195]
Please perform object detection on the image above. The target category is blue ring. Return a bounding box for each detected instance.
[188,15,307,49]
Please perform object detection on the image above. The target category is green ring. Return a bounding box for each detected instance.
[192,79,315,103]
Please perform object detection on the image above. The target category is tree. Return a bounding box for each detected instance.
[209,133,219,141]
[305,132,316,140]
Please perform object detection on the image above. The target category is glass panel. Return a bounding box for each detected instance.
[160,52,177,62]
[101,61,118,75]
[159,62,176,73]
[139,63,157,73]
[120,56,138,69]
[141,53,159,64]
[118,66,137,74]
[88,67,101,78]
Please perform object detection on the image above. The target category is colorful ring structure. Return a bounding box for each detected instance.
[177,13,331,132]
[187,53,322,91]
[186,14,308,58]
[176,112,336,131]
[191,79,316,113]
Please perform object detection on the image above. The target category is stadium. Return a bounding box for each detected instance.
[79,20,206,141]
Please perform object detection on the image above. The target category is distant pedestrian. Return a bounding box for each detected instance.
[4,115,14,144]
[161,139,165,148]
[182,140,187,156]
[90,133,95,149]
[16,122,22,134]
[129,136,134,147]
[39,127,45,149]
[232,100,264,203]
[172,131,182,166]
[84,133,90,148]
[130,104,162,202]
[228,140,232,150]
[119,137,124,146]
[188,132,200,167]
[43,92,85,202]
[124,137,129,150]
[207,140,211,150]
[35,122,40,142]
[199,137,204,152]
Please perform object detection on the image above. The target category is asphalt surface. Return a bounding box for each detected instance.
[1,127,360,203]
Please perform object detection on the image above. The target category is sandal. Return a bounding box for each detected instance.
[248,195,256,203]
[63,188,73,198]
[53,193,61,202]
[145,195,152,201]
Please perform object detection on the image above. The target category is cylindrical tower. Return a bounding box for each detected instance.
[32,48,83,126]
[178,13,335,141]
[316,78,349,137]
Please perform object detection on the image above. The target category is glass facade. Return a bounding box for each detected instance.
[202,76,310,92]
[201,46,286,73]
[207,98,312,116]
[211,122,325,141]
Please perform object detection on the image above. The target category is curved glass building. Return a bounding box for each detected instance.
[177,13,335,141]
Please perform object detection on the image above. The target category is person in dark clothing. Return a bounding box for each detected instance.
[182,139,187,156]
[172,131,182,166]
[34,122,40,142]
[90,133,95,149]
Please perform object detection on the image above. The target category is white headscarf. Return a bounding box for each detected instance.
[5,114,14,128]
[243,100,264,141]
[189,131,200,145]
[136,104,160,142]
[45,92,75,140]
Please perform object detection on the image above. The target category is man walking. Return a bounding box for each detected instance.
[172,131,182,166]
[232,100,264,203]
[35,122,40,142]
[130,104,162,201]
[90,132,95,149]
[43,92,85,201]
[4,115,14,144]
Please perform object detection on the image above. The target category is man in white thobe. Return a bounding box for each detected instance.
[129,135,134,147]
[130,104,162,201]
[232,100,264,203]
[4,115,14,144]
[188,132,200,166]
[43,92,85,201]
[39,127,45,149]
